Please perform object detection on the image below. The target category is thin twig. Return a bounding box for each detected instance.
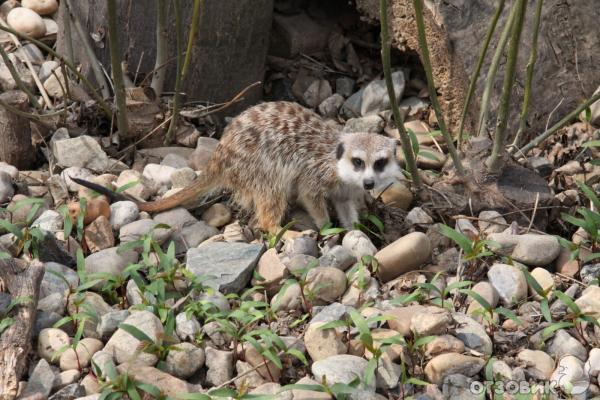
[0,46,41,110]
[526,192,539,233]
[519,92,600,155]
[0,23,113,118]
[151,0,168,95]
[458,0,505,147]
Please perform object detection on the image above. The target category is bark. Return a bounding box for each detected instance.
[0,90,34,170]
[0,259,44,400]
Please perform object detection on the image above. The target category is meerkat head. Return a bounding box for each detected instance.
[336,132,401,190]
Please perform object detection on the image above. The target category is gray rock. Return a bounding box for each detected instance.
[196,291,231,312]
[399,96,428,116]
[126,279,154,306]
[0,171,14,203]
[304,79,332,108]
[319,245,357,271]
[312,354,374,391]
[49,383,85,400]
[21,359,55,399]
[405,207,433,226]
[488,233,561,266]
[580,263,600,285]
[142,163,177,188]
[550,355,589,397]
[173,221,218,254]
[104,310,164,366]
[32,210,63,232]
[153,207,198,231]
[452,313,493,356]
[84,247,139,284]
[37,293,66,316]
[342,230,376,260]
[205,347,234,386]
[52,136,110,172]
[487,263,527,306]
[34,311,63,337]
[318,93,345,118]
[39,60,59,82]
[477,210,507,236]
[161,153,189,169]
[336,77,355,98]
[282,254,318,275]
[170,167,197,188]
[164,342,205,379]
[61,167,94,192]
[529,157,553,178]
[311,302,351,324]
[175,312,201,341]
[340,87,364,119]
[283,236,318,257]
[119,219,174,245]
[360,71,404,116]
[41,262,79,299]
[547,329,588,362]
[186,242,265,293]
[90,350,115,379]
[96,310,130,338]
[343,115,384,134]
[0,162,18,180]
[109,201,139,230]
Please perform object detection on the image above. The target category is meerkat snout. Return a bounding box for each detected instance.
[336,132,401,191]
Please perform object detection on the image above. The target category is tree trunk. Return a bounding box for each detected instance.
[56,0,274,116]
[356,0,600,142]
[0,259,44,400]
[0,91,34,170]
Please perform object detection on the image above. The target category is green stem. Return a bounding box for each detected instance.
[458,0,505,147]
[0,24,113,119]
[64,0,110,99]
[518,92,600,155]
[486,0,527,174]
[0,46,41,110]
[508,0,544,153]
[151,0,168,97]
[477,1,519,137]
[411,0,465,175]
[380,0,421,188]
[107,0,129,138]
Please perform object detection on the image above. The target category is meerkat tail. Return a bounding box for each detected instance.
[136,176,213,212]
[70,175,214,213]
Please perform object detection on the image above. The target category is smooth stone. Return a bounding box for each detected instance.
[319,245,356,271]
[547,329,588,362]
[59,338,103,371]
[38,328,70,364]
[304,321,346,362]
[342,230,376,260]
[424,353,485,385]
[452,313,493,356]
[201,203,232,228]
[487,263,527,306]
[312,354,374,391]
[20,359,55,399]
[205,347,234,386]
[488,233,561,266]
[109,201,139,230]
[375,232,431,282]
[7,7,46,38]
[305,267,348,305]
[517,349,555,380]
[164,342,205,379]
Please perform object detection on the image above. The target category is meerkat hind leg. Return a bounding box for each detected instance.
[334,199,360,230]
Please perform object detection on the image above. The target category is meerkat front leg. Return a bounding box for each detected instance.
[334,199,360,230]
[298,192,330,230]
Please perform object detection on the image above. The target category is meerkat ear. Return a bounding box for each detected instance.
[336,142,345,160]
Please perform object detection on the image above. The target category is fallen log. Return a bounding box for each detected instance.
[0,259,44,400]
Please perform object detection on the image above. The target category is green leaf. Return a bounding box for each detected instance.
[0,219,23,239]
[136,383,162,397]
[176,394,212,400]
[554,290,581,315]
[318,320,347,330]
[8,197,45,213]
[118,323,154,343]
[206,387,238,397]
[126,384,142,400]
[115,180,140,193]
[521,268,545,297]
[413,335,436,348]
[0,317,14,334]
[408,128,420,157]
[419,150,442,161]
[540,298,552,323]
[366,214,385,234]
[542,321,575,340]
[444,280,474,295]
[438,224,473,253]
[263,348,283,370]
[582,140,600,148]
[460,289,492,311]
[389,290,422,305]
[286,348,308,365]
[348,309,372,347]
[364,357,377,385]
[0,251,10,260]
[495,307,521,324]
[405,377,430,386]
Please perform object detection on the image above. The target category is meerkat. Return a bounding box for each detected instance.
[71,101,401,233]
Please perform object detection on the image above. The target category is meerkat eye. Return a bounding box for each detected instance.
[373,158,388,172]
[351,158,364,169]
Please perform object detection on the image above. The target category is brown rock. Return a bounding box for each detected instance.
[385,305,426,336]
[376,232,432,282]
[84,215,115,252]
[252,248,289,296]
[424,334,465,357]
[424,353,485,385]
[202,203,232,228]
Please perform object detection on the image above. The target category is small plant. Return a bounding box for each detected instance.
[97,362,166,400]
[354,213,385,241]
[117,322,179,371]
[319,222,346,240]
[274,258,319,315]
[460,288,521,337]
[561,181,600,260]
[415,271,474,310]
[438,223,497,262]
[0,197,47,258]
[521,267,553,323]
[265,220,297,249]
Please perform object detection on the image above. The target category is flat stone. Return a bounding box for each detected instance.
[186,242,265,293]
